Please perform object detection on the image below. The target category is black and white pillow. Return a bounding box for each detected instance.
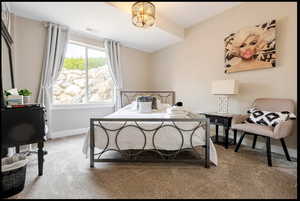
[245,108,296,127]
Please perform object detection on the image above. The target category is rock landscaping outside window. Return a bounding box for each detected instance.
[52,42,114,105]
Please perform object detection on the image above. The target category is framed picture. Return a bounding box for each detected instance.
[224,19,276,73]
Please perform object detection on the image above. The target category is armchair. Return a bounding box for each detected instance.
[232,98,295,166]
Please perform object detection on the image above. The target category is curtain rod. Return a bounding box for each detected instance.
[42,22,126,48]
[42,21,69,30]
[69,29,122,45]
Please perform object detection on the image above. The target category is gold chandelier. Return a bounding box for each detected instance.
[132,2,156,28]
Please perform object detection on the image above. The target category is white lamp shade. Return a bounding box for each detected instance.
[211,79,239,95]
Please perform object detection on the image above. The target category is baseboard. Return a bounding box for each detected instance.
[49,128,89,139]
[210,128,297,159]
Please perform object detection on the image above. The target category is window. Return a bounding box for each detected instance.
[52,42,114,105]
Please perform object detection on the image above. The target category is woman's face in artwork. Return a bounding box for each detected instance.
[238,35,259,60]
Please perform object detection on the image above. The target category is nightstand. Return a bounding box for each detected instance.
[199,112,237,149]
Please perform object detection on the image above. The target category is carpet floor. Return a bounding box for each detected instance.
[8,134,297,199]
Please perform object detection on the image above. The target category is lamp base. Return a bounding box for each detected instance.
[217,95,229,113]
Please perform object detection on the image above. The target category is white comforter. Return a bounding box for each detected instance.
[82,105,218,165]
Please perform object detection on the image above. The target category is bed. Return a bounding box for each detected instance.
[82,91,218,168]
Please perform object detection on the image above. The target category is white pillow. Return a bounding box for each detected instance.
[138,102,152,113]
[130,98,156,110]
[129,99,171,111]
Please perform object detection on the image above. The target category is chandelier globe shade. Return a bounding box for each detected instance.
[132,2,156,28]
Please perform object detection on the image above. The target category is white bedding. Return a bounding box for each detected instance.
[82,105,218,165]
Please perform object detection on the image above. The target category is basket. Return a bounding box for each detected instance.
[1,154,28,198]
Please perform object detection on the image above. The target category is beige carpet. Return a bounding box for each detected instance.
[8,134,297,199]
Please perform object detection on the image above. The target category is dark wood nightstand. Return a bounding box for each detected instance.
[199,112,237,149]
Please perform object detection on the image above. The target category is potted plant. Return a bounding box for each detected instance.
[18,89,32,104]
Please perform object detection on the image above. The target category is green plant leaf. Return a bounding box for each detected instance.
[18,89,32,96]
[4,90,12,96]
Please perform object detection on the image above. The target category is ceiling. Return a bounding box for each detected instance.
[7,2,241,53]
[115,2,240,28]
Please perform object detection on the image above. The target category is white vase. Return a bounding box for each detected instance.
[23,96,31,104]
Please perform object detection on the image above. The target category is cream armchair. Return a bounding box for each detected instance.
[231,98,296,166]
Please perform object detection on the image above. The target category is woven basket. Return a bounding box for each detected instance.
[1,165,27,198]
[1,154,28,198]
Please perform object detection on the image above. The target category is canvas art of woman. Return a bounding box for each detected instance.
[225,20,276,73]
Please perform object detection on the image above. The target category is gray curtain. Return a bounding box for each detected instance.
[37,22,69,137]
[1,2,12,30]
[104,40,123,110]
[1,3,16,70]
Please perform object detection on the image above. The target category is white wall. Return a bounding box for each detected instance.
[50,106,114,138]
[149,2,297,153]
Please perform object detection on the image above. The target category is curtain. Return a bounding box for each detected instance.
[1,3,16,75]
[1,2,12,30]
[37,22,69,137]
[104,40,123,110]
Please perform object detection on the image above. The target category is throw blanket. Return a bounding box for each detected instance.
[166,106,187,118]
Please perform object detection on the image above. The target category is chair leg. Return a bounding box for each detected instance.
[252,135,257,149]
[266,137,272,167]
[235,132,246,152]
[280,138,291,161]
[233,129,237,145]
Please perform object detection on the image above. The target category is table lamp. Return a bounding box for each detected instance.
[211,79,239,113]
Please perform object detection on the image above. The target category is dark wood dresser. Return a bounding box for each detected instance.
[1,105,45,176]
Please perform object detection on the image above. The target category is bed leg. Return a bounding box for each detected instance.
[90,119,95,168]
[90,149,94,168]
[205,119,210,168]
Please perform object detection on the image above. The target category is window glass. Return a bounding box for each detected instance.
[53,42,114,105]
[87,48,113,103]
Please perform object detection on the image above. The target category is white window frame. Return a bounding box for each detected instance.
[51,40,115,109]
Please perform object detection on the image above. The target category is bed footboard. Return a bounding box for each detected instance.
[90,116,211,168]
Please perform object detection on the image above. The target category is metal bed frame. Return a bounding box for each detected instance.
[90,91,211,168]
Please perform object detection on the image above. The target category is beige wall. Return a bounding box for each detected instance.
[121,46,151,90]
[149,2,297,150]
[14,16,46,102]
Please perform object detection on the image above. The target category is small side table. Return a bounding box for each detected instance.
[199,112,237,149]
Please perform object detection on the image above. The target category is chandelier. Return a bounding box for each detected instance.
[132,2,156,28]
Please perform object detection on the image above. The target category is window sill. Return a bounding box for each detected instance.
[51,103,115,111]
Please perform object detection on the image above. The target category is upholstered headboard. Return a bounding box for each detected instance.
[120,91,175,107]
